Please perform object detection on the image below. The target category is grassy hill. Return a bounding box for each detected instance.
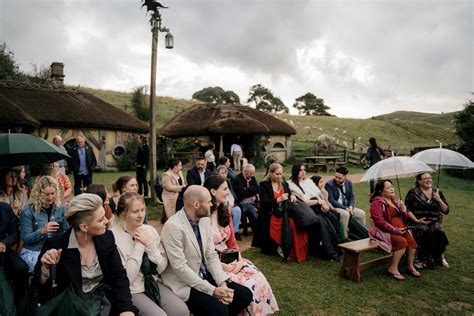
[373,110,458,128]
[82,87,459,155]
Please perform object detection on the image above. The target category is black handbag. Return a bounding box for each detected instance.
[288,199,319,230]
[153,176,164,202]
[219,249,240,264]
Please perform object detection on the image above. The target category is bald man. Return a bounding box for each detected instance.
[161,186,252,316]
[52,135,68,175]
[68,136,97,195]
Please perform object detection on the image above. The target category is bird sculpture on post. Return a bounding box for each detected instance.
[142,0,168,12]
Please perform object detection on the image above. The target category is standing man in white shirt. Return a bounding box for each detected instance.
[230,143,243,172]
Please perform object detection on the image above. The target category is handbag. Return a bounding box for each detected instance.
[369,218,392,253]
[288,199,319,230]
[140,253,161,306]
[219,249,240,264]
[153,176,164,202]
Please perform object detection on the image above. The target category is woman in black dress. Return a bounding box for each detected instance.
[405,172,449,269]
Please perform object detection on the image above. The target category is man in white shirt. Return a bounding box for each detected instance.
[230,143,243,172]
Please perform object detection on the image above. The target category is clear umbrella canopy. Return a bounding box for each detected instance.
[360,156,434,198]
[411,148,473,169]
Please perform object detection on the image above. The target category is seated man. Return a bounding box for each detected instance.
[232,164,259,235]
[160,186,252,316]
[187,158,211,186]
[325,166,366,241]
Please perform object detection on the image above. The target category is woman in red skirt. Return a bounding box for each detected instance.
[370,179,429,280]
[254,163,308,262]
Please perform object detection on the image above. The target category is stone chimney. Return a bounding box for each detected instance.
[50,62,65,87]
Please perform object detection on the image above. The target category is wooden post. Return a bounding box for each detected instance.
[149,20,158,201]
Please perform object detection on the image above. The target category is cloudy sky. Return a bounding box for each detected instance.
[0,0,472,118]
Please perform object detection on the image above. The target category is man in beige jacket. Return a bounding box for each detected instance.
[160,186,252,315]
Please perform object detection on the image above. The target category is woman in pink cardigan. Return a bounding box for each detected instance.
[370,179,429,281]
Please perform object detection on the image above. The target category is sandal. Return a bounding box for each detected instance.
[407,268,421,277]
[387,271,406,281]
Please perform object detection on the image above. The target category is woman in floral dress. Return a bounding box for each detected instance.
[204,176,279,315]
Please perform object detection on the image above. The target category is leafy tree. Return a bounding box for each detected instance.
[0,41,21,80]
[293,92,331,116]
[455,99,474,159]
[247,84,289,113]
[131,86,149,121]
[192,86,240,104]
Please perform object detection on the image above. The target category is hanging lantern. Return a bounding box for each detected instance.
[165,32,174,49]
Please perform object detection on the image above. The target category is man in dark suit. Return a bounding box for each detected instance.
[232,164,259,235]
[68,135,97,195]
[325,166,366,240]
[186,158,211,186]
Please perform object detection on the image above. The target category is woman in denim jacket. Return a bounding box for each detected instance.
[19,176,68,272]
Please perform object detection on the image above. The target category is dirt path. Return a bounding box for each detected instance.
[149,173,365,251]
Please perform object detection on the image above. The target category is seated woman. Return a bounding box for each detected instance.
[288,163,340,261]
[34,194,138,315]
[253,163,308,262]
[215,165,242,240]
[161,159,186,223]
[39,164,72,205]
[111,192,188,316]
[20,176,68,273]
[204,176,279,315]
[0,202,29,304]
[85,183,114,220]
[110,176,138,212]
[405,172,450,269]
[0,170,29,217]
[370,179,428,280]
[12,165,30,198]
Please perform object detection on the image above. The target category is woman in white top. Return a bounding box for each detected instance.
[111,192,188,316]
[288,163,341,261]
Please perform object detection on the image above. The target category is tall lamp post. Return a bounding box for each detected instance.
[142,1,173,200]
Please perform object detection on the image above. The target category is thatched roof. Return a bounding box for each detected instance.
[0,80,148,132]
[160,103,296,137]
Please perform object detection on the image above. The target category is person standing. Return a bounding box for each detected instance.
[160,186,252,315]
[52,135,68,175]
[68,136,97,196]
[230,143,243,172]
[136,134,150,197]
[205,143,216,172]
[366,137,385,193]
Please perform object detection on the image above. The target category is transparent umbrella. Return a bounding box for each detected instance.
[412,145,473,187]
[360,156,434,198]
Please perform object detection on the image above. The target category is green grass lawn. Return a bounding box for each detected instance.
[90,170,473,314]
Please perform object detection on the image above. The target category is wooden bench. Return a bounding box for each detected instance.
[338,238,392,283]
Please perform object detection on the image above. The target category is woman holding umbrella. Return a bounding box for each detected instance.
[405,172,449,269]
[370,179,428,280]
[0,170,29,217]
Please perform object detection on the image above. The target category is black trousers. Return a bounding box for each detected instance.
[1,248,29,303]
[73,173,93,196]
[186,278,252,316]
[136,167,149,196]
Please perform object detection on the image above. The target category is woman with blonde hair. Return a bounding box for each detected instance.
[35,193,137,315]
[19,176,68,272]
[111,192,188,315]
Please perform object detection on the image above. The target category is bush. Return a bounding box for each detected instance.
[115,137,139,171]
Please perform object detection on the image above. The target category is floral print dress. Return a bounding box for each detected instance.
[212,223,279,315]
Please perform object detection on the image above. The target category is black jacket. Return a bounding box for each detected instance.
[68,144,97,175]
[251,180,290,253]
[232,173,259,202]
[136,144,149,168]
[34,228,138,315]
[186,167,211,186]
[0,202,19,248]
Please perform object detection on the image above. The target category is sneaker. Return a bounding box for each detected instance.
[414,261,425,269]
[441,255,449,268]
[234,232,242,241]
